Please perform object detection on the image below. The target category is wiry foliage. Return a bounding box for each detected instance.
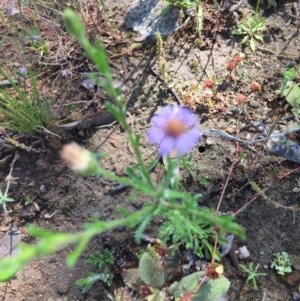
[0,71,51,134]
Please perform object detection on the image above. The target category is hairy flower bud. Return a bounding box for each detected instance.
[60,142,100,175]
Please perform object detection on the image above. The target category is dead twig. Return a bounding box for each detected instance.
[149,67,183,105]
[233,165,300,217]
[211,142,240,262]
[4,152,19,198]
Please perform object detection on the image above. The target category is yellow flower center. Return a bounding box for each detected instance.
[165,119,187,138]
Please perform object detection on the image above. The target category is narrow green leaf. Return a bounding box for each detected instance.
[250,38,256,52]
[67,236,90,267]
[62,8,86,38]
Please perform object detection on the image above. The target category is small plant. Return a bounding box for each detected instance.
[165,0,198,10]
[24,196,32,206]
[85,249,114,270]
[138,246,230,301]
[199,176,209,188]
[162,0,203,37]
[0,190,15,211]
[226,54,243,72]
[159,197,220,260]
[25,28,49,58]
[281,67,300,119]
[75,249,115,294]
[240,262,266,289]
[138,246,165,289]
[233,15,266,52]
[169,270,230,301]
[155,31,167,81]
[0,71,52,134]
[271,251,292,276]
[75,271,113,294]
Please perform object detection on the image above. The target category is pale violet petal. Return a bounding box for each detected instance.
[147,126,166,144]
[159,136,175,156]
[175,127,201,155]
[176,106,199,127]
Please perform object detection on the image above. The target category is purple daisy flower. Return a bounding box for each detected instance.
[147,105,202,156]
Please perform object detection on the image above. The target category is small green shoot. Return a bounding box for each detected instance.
[165,0,198,10]
[0,190,15,211]
[25,28,49,58]
[76,249,115,294]
[155,31,167,81]
[233,15,266,52]
[199,176,209,188]
[75,271,113,294]
[24,196,32,206]
[240,262,266,289]
[271,251,292,276]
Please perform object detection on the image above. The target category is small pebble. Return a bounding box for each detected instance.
[292,291,300,301]
[104,185,111,193]
[287,270,300,287]
[109,139,118,148]
[18,66,27,76]
[36,158,48,171]
[48,137,62,149]
[205,137,214,146]
[56,270,70,295]
[238,246,250,259]
[56,282,69,295]
[39,184,46,193]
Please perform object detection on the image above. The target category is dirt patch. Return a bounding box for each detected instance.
[0,0,300,300]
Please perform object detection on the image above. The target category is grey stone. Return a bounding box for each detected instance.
[124,0,180,40]
[0,226,21,259]
[292,291,300,301]
[290,254,300,271]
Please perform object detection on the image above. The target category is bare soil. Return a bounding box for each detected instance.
[0,0,300,301]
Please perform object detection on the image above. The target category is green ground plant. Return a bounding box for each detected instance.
[162,0,203,37]
[75,249,114,293]
[84,249,114,270]
[233,14,265,52]
[138,246,230,301]
[0,9,244,283]
[0,190,15,211]
[159,197,220,260]
[240,262,266,289]
[281,67,300,120]
[169,270,230,301]
[25,28,49,58]
[164,0,198,10]
[271,251,292,276]
[0,71,52,134]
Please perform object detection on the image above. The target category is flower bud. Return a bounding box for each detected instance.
[60,142,100,175]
